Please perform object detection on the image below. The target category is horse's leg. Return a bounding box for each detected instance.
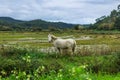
[57,48,61,54]
[72,41,76,55]
[67,47,73,56]
[72,47,75,55]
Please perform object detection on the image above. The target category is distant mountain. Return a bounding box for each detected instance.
[0,17,75,31]
[0,17,24,23]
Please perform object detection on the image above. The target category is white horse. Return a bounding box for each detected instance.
[48,34,76,55]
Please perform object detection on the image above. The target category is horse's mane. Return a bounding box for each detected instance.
[51,34,58,40]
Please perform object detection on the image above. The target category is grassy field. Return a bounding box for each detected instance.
[0,31,120,54]
[0,31,120,80]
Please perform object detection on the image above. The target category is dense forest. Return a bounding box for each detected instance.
[91,5,120,30]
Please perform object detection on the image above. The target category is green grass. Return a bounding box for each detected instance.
[0,31,120,80]
[0,31,120,47]
[0,46,120,80]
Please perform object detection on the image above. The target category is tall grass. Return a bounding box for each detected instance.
[0,46,120,79]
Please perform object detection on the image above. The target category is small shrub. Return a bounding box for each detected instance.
[87,52,120,74]
[0,46,28,57]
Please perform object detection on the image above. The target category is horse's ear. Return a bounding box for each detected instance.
[51,35,57,40]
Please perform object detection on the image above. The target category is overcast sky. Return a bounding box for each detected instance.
[0,0,119,24]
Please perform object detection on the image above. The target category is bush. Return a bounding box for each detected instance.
[0,46,120,79]
[0,46,28,57]
[87,52,120,74]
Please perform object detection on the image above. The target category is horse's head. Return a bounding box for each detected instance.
[48,34,52,43]
[48,34,57,43]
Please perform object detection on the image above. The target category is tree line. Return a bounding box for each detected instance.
[90,4,120,30]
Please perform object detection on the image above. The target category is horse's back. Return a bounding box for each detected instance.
[57,38,75,43]
[60,38,76,47]
[54,38,76,48]
[66,39,76,44]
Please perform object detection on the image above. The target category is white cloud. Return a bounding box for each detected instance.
[0,0,119,24]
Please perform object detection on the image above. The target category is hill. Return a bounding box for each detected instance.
[0,17,24,23]
[91,5,120,30]
[0,17,75,31]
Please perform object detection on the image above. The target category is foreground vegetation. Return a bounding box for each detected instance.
[0,46,120,80]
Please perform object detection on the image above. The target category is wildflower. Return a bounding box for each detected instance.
[27,74,31,78]
[27,59,31,63]
[80,65,88,69]
[27,56,30,58]
[72,67,76,73]
[34,73,38,77]
[22,57,26,60]
[86,77,92,80]
[57,73,62,78]
[41,66,45,71]
[59,69,63,72]
[23,71,26,75]
[1,70,6,75]
[27,74,31,80]
[16,76,19,79]
[11,70,17,74]
[27,78,30,80]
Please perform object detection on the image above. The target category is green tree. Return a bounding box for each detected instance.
[114,16,120,30]
[117,4,120,11]
[95,16,106,22]
[110,10,118,17]
[74,25,79,30]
